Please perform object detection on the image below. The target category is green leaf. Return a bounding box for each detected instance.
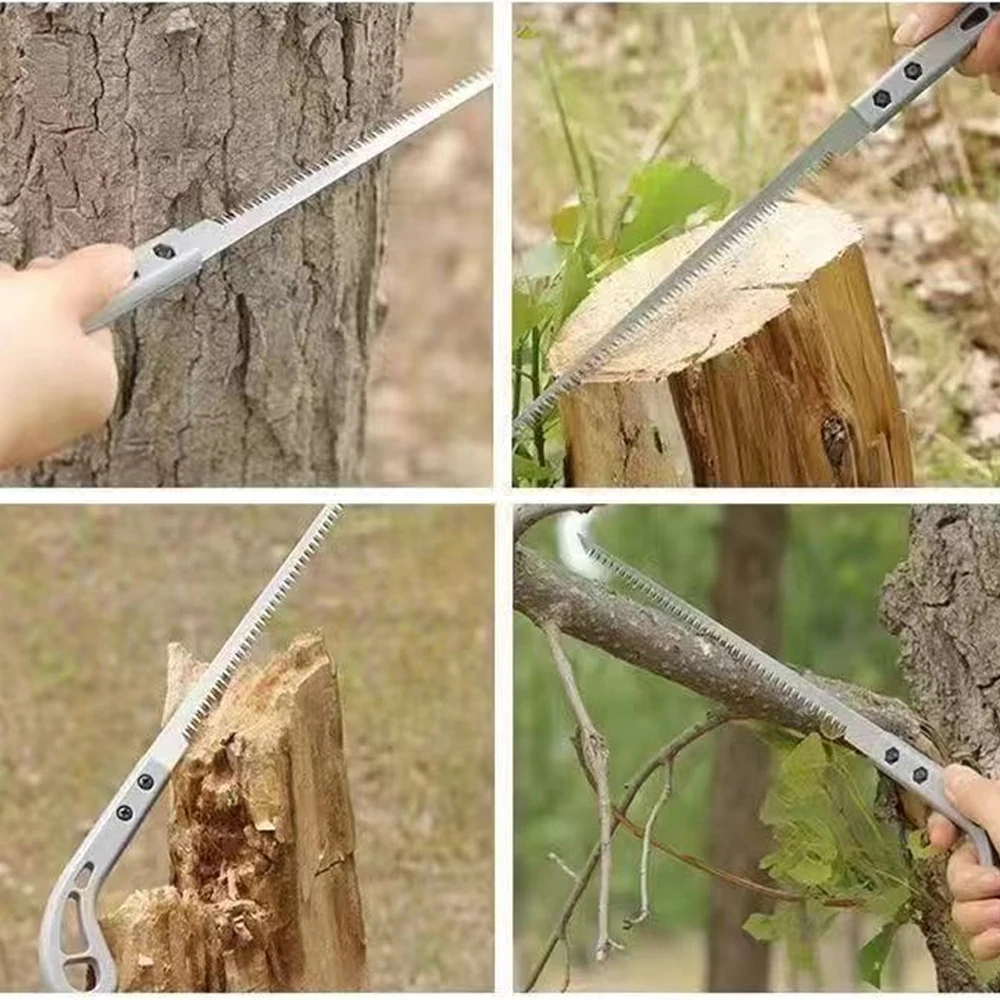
[743,912,779,942]
[906,827,937,860]
[551,203,583,245]
[555,248,590,328]
[512,285,541,346]
[859,921,900,989]
[616,161,729,257]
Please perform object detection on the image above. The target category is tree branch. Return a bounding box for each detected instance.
[514,504,592,542]
[543,622,617,963]
[515,543,929,748]
[523,713,729,991]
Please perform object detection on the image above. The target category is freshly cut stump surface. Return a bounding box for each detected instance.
[550,202,914,487]
[102,634,366,991]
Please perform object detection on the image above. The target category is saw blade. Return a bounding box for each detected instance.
[156,503,344,764]
[578,530,996,864]
[83,70,492,333]
[512,3,1000,439]
[37,503,347,993]
[512,111,867,437]
[208,69,492,256]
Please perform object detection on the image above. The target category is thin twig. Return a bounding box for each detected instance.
[548,852,579,881]
[523,712,729,991]
[612,808,860,908]
[559,932,571,993]
[543,622,617,962]
[624,763,671,928]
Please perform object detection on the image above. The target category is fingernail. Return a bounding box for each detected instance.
[893,12,923,46]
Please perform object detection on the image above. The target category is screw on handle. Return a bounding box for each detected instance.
[82,221,222,334]
[39,759,170,992]
[852,3,1000,130]
[872,737,999,867]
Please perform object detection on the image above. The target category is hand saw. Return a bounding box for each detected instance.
[577,530,999,869]
[38,504,345,993]
[83,70,492,334]
[512,4,1000,438]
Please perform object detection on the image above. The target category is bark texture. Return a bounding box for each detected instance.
[549,203,914,487]
[706,507,786,991]
[102,634,367,991]
[883,505,1000,991]
[0,3,410,486]
[514,541,927,749]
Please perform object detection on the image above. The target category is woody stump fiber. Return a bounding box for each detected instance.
[102,635,366,991]
[550,202,915,487]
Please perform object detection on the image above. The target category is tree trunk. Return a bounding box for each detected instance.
[705,506,786,991]
[549,203,914,487]
[0,3,410,486]
[102,634,367,991]
[882,504,1000,992]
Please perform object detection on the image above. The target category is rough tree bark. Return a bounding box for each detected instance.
[706,506,787,991]
[102,634,367,991]
[883,505,1000,992]
[0,3,410,486]
[549,203,914,487]
[516,505,1000,992]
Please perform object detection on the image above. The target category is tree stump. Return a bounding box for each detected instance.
[101,634,367,991]
[549,202,915,487]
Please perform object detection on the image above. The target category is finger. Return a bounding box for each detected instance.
[945,764,1000,848]
[87,327,114,354]
[970,927,1000,962]
[958,18,1000,75]
[47,244,134,324]
[26,256,57,271]
[953,897,1000,936]
[928,811,960,851]
[948,840,1000,902]
[894,4,964,46]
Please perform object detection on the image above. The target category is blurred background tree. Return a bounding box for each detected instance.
[514,505,912,989]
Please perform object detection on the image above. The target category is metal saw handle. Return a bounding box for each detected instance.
[853,2,1000,130]
[869,735,998,868]
[38,755,171,992]
[83,220,223,334]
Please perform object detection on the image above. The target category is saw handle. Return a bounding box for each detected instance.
[873,737,998,868]
[853,3,1000,130]
[83,220,222,334]
[38,757,170,992]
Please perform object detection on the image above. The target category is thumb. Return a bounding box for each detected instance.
[894,4,964,46]
[48,244,134,325]
[945,764,1000,847]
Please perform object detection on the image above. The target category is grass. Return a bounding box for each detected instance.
[513,2,1000,485]
[0,506,493,991]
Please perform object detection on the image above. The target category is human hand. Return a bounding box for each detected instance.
[927,764,1000,960]
[894,5,1000,91]
[0,245,133,469]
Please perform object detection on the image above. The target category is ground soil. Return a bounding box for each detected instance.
[366,4,493,487]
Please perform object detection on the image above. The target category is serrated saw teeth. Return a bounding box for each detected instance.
[510,110,867,437]
[174,504,344,745]
[214,70,491,232]
[580,532,851,739]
